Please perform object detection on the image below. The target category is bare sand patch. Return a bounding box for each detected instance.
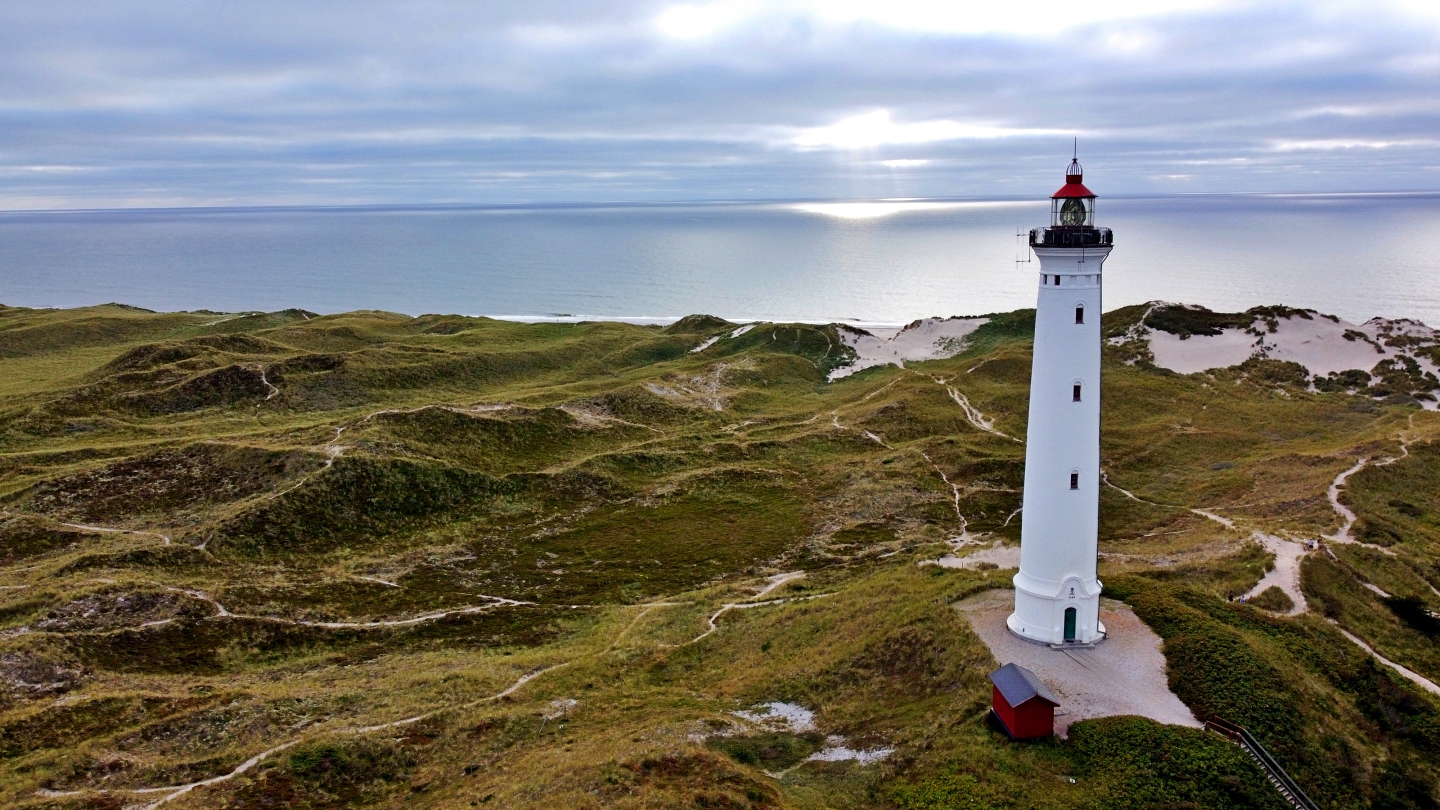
[1147,327,1259,373]
[923,540,1020,570]
[829,317,989,380]
[957,589,1200,737]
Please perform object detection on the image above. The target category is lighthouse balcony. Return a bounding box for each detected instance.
[1030,227,1113,248]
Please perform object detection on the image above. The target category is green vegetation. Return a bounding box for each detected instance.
[1248,586,1295,613]
[0,302,1437,808]
[1107,573,1440,809]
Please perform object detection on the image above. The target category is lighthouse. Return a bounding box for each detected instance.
[1007,156,1113,645]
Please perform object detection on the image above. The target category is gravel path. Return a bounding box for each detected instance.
[957,589,1200,737]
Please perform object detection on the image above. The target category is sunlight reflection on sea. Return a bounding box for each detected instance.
[2,193,1437,325]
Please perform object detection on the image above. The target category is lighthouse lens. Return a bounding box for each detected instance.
[1059,197,1088,226]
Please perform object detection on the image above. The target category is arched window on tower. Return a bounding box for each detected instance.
[1075,304,1085,324]
[1072,383,1082,402]
[1069,472,1079,490]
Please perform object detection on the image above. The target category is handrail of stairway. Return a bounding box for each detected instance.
[1205,717,1321,810]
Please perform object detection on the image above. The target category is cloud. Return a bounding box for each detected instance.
[654,1,759,39]
[0,0,1438,208]
[788,111,1068,150]
[649,0,1238,39]
[1270,138,1440,151]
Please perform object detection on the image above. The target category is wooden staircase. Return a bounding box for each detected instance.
[1205,717,1320,810]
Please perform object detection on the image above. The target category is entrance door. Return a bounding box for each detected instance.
[1063,607,1077,642]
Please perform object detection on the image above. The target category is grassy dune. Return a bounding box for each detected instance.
[0,303,1438,808]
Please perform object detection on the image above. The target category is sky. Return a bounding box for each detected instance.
[3,0,1440,209]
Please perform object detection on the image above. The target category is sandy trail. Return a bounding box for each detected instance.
[44,549,774,807]
[1241,533,1310,615]
[265,436,347,501]
[616,572,810,649]
[558,404,667,434]
[1330,622,1440,697]
[1323,456,1400,555]
[1361,582,1391,598]
[33,572,823,805]
[861,430,892,448]
[258,369,279,401]
[609,601,690,649]
[147,586,533,630]
[116,663,569,809]
[931,376,1020,442]
[1325,458,1369,543]
[681,572,828,646]
[862,378,902,401]
[198,313,251,327]
[61,523,171,546]
[920,451,966,530]
[1106,429,1440,692]
[752,571,806,599]
[1100,472,1237,530]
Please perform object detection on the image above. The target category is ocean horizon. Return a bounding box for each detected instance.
[5,191,1440,327]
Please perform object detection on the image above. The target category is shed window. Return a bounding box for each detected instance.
[1072,383,1082,402]
[1069,472,1079,490]
[1075,305,1085,324]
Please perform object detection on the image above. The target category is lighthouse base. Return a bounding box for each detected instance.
[1007,573,1105,645]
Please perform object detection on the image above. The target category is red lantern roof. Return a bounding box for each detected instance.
[1052,158,1094,198]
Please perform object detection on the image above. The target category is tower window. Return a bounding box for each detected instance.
[1070,472,1079,490]
[1072,383,1082,402]
[1053,275,1061,286]
[1075,305,1085,324]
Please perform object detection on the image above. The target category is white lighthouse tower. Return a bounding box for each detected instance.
[1007,156,1113,645]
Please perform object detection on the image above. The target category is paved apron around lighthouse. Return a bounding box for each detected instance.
[958,588,1199,737]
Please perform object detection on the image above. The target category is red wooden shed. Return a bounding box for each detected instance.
[988,663,1059,740]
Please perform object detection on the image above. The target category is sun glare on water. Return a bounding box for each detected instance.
[790,200,1031,219]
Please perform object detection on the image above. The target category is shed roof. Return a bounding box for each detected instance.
[989,663,1059,708]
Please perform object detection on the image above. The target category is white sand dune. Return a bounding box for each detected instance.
[828,317,989,380]
[1132,307,1439,409]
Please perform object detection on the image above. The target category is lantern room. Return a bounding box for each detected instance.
[1050,158,1096,228]
[1030,157,1112,249]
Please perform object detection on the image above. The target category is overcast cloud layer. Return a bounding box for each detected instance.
[3,0,1440,208]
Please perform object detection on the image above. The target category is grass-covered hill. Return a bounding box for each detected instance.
[1,302,1438,809]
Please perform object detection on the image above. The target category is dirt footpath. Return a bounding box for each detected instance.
[957,589,1200,737]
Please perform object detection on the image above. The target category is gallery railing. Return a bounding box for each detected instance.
[1029,227,1113,248]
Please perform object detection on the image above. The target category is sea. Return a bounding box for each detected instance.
[3,192,1439,328]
